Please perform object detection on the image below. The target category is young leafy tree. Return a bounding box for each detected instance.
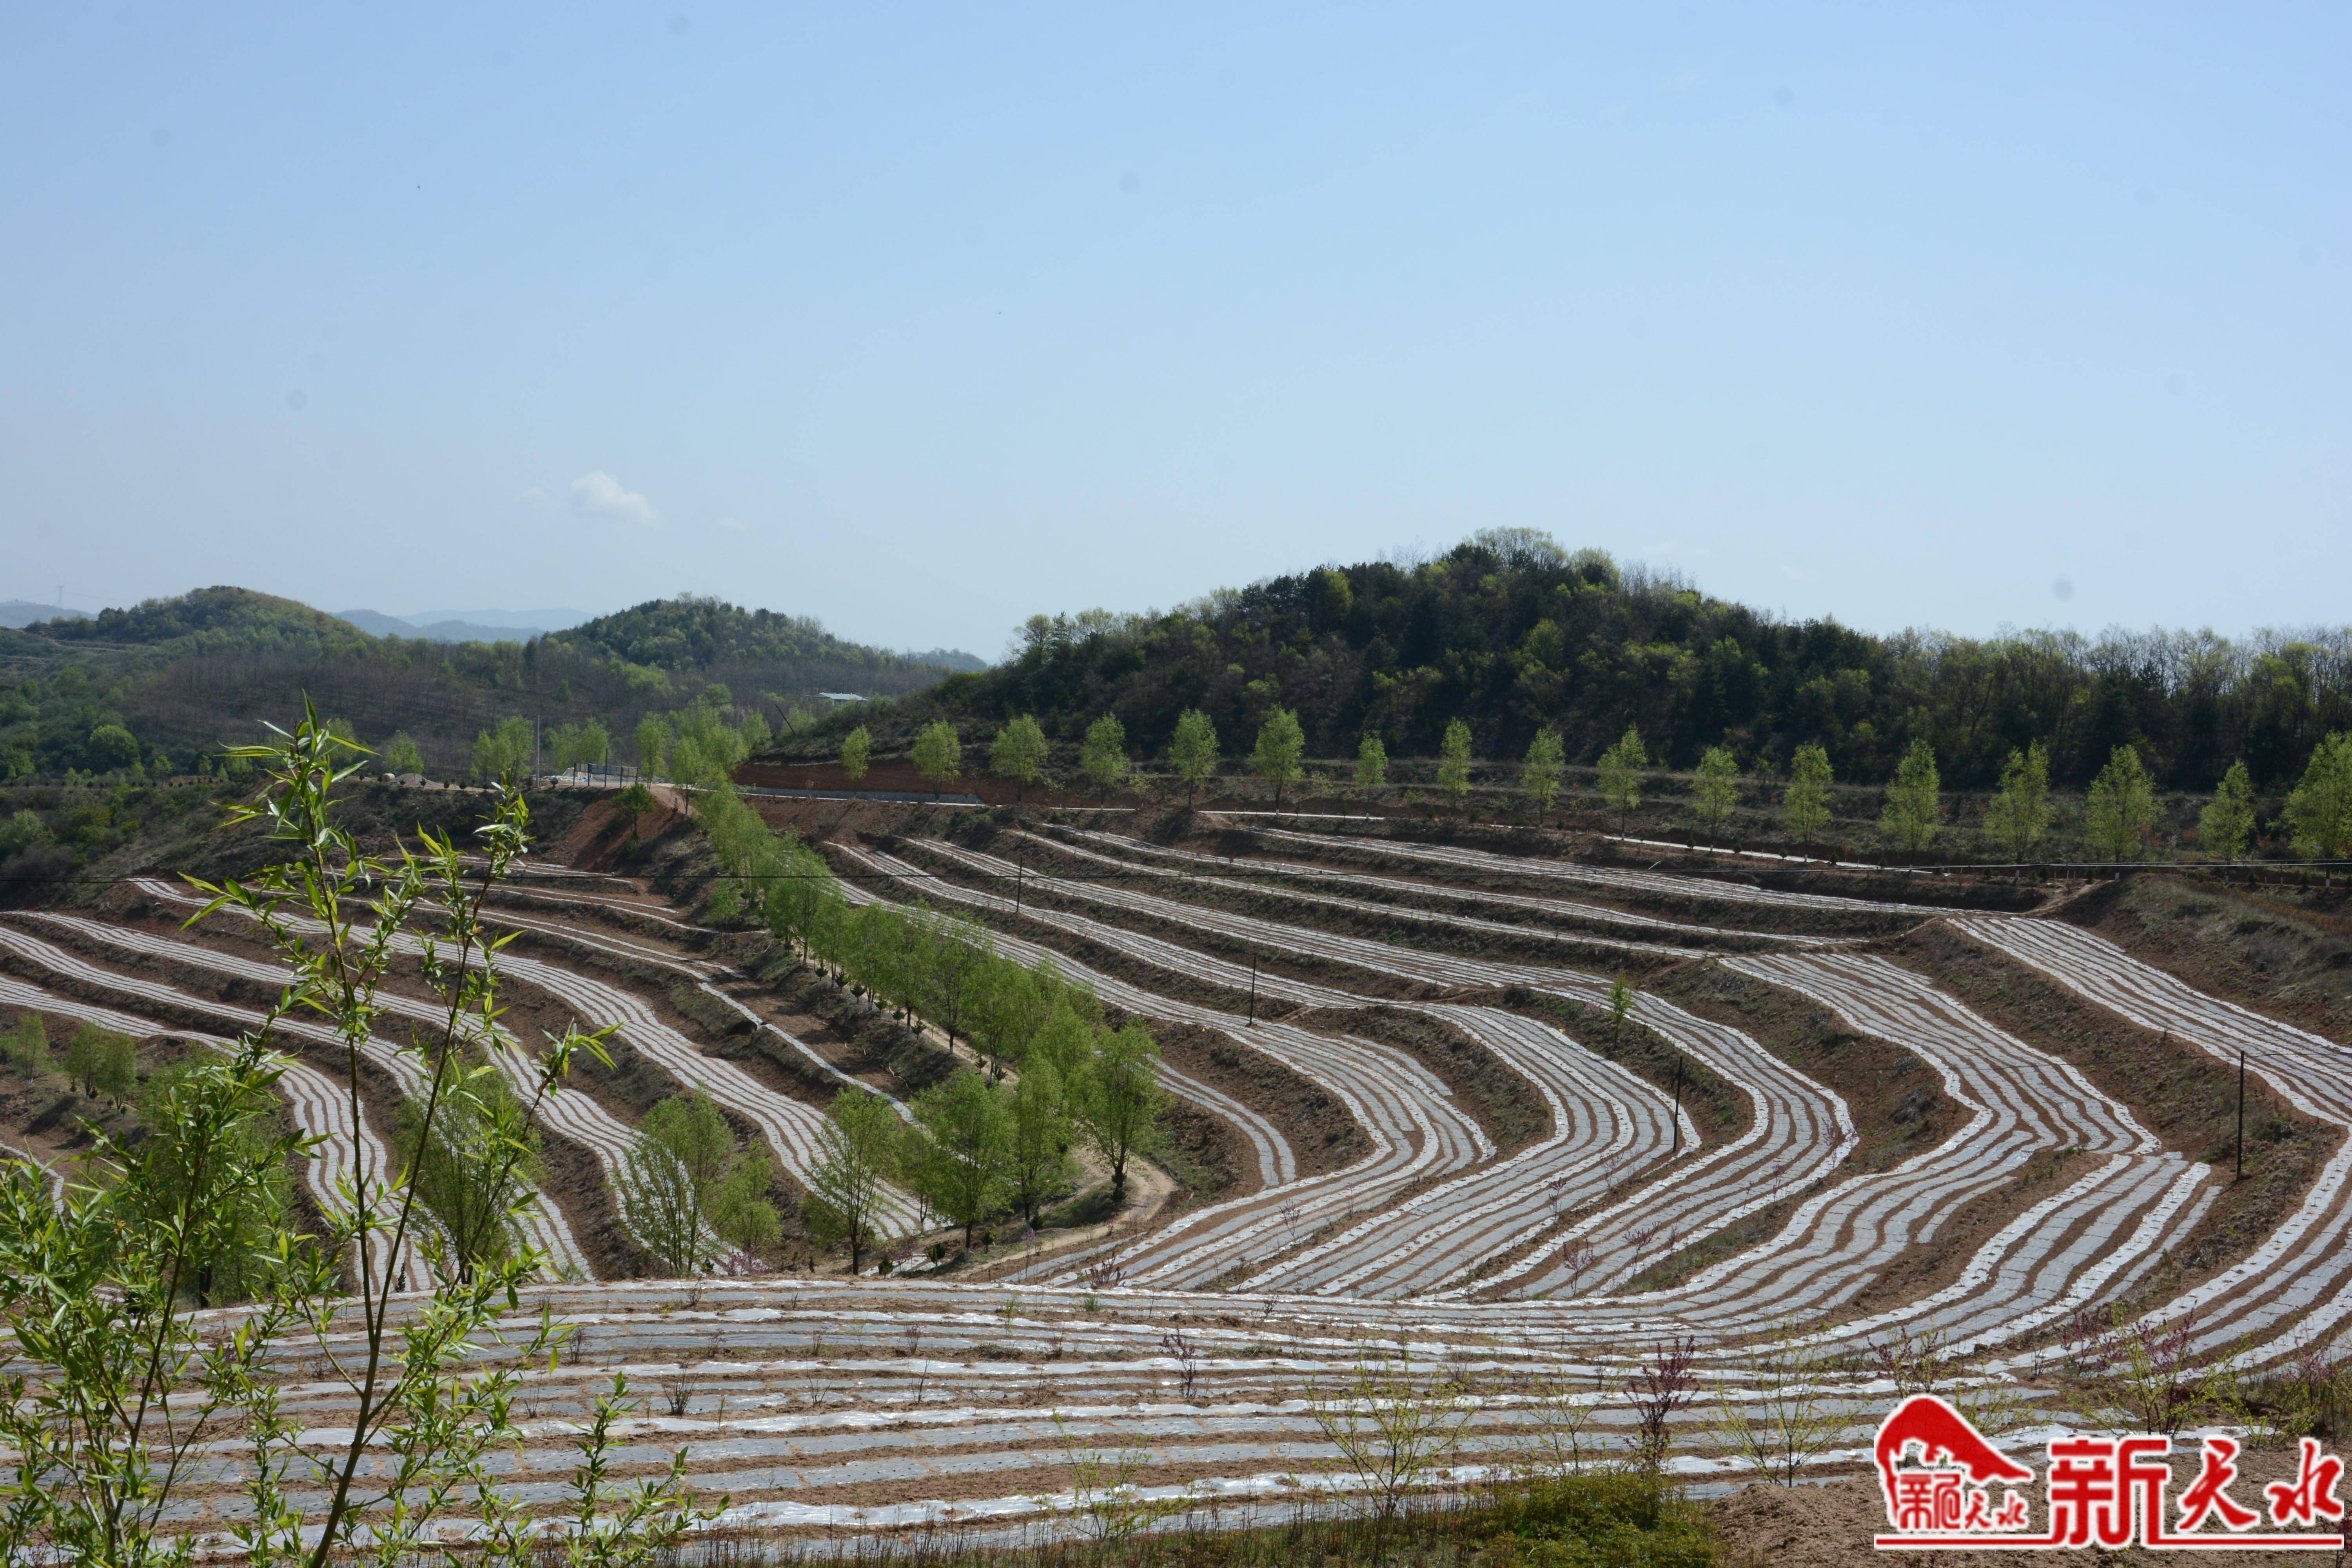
[2284,732,2352,869]
[991,714,1049,804]
[915,907,994,1046]
[970,955,1052,1070]
[1690,746,1739,840]
[1005,1058,1075,1228]
[396,1062,542,1283]
[1596,726,1646,835]
[1436,719,1474,804]
[1521,728,1564,823]
[1251,706,1306,811]
[802,1088,901,1274]
[64,1023,134,1102]
[840,722,872,784]
[1784,744,1833,842]
[1356,733,1388,790]
[1987,742,2053,865]
[1075,1020,1165,1203]
[1879,739,1942,853]
[2200,759,2257,872]
[2085,745,2158,864]
[383,731,427,776]
[129,1051,294,1306]
[635,714,670,780]
[904,1068,1011,1253]
[911,720,963,788]
[619,1091,780,1276]
[1169,709,1220,805]
[1025,995,1097,1115]
[3,1012,50,1074]
[1080,713,1129,794]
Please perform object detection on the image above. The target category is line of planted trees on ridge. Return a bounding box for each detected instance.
[652,765,1169,1276]
[816,704,2352,871]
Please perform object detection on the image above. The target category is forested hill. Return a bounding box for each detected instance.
[543,597,978,678]
[0,590,960,779]
[24,586,365,652]
[779,531,2351,791]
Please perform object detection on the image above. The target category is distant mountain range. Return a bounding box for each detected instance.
[333,607,594,643]
[0,600,90,629]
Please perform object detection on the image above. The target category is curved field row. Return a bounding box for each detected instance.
[1237,824,1947,918]
[129,880,927,1240]
[1953,916,2352,1366]
[1020,829,1715,962]
[0,920,581,1280]
[897,835,1848,1301]
[889,836,2216,1356]
[1041,826,1848,951]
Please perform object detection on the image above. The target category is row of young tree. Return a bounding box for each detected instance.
[838,704,2352,866]
[673,753,1171,1273]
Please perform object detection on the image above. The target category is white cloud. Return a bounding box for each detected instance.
[567,471,661,528]
[715,515,746,532]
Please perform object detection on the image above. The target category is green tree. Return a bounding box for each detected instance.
[2200,759,2257,873]
[1005,1058,1074,1228]
[549,718,611,771]
[1356,733,1389,790]
[1987,742,2053,865]
[911,720,963,788]
[802,1089,901,1275]
[635,714,670,779]
[0,809,46,858]
[1596,726,1646,835]
[395,1060,541,1283]
[1690,746,1739,841]
[1080,713,1129,794]
[85,724,139,771]
[2085,745,2158,864]
[3,1013,50,1075]
[1250,707,1306,811]
[471,716,534,782]
[903,1068,1010,1253]
[2284,732,2352,870]
[64,1022,136,1103]
[1436,719,1474,804]
[383,731,426,776]
[1521,728,1564,823]
[1784,744,1833,843]
[618,1091,780,1277]
[1169,708,1220,804]
[971,956,1057,1071]
[1880,739,1942,853]
[1074,1020,1164,1203]
[129,1051,295,1307]
[840,723,872,784]
[991,714,1049,804]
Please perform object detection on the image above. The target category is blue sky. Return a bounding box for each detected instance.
[3,3,2344,657]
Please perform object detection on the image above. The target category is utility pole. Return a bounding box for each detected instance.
[1669,1052,1685,1156]
[2236,1047,2247,1180]
[1247,949,1259,1026]
[1014,854,1024,914]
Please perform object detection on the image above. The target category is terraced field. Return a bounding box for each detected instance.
[3,809,2346,1551]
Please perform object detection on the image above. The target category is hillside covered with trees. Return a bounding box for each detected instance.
[0,590,960,779]
[771,530,2352,795]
